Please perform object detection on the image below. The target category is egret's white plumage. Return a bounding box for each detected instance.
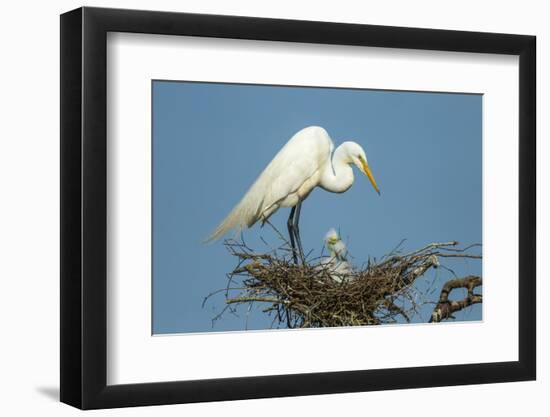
[319,228,352,283]
[325,228,348,261]
[207,126,379,242]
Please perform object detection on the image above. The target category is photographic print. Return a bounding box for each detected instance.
[152,80,482,334]
[60,9,536,408]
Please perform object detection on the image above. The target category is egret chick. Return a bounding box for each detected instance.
[325,228,348,261]
[319,228,352,283]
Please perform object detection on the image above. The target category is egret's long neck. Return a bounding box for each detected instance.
[320,145,354,193]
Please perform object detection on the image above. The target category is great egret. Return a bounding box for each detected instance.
[319,228,352,283]
[207,126,380,263]
[324,228,348,261]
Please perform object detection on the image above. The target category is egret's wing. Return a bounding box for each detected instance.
[260,140,327,213]
[206,126,332,241]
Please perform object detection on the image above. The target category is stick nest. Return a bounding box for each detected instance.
[205,234,481,329]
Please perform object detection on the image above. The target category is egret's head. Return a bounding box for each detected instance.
[324,228,347,257]
[325,228,340,245]
[343,141,381,195]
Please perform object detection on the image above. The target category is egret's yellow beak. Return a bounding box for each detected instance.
[361,159,380,195]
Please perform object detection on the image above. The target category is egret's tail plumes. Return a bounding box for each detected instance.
[205,204,246,242]
[205,183,265,242]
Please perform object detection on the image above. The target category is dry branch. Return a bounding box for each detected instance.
[430,275,482,323]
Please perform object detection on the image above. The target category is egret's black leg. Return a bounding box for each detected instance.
[287,206,298,264]
[285,308,293,329]
[293,201,305,264]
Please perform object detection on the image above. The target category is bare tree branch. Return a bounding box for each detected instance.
[430,275,482,323]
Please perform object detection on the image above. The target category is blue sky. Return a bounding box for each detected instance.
[152,80,482,334]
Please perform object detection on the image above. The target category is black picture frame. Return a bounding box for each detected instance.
[60,6,536,410]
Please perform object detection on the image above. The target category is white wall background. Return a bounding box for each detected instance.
[0,0,545,415]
